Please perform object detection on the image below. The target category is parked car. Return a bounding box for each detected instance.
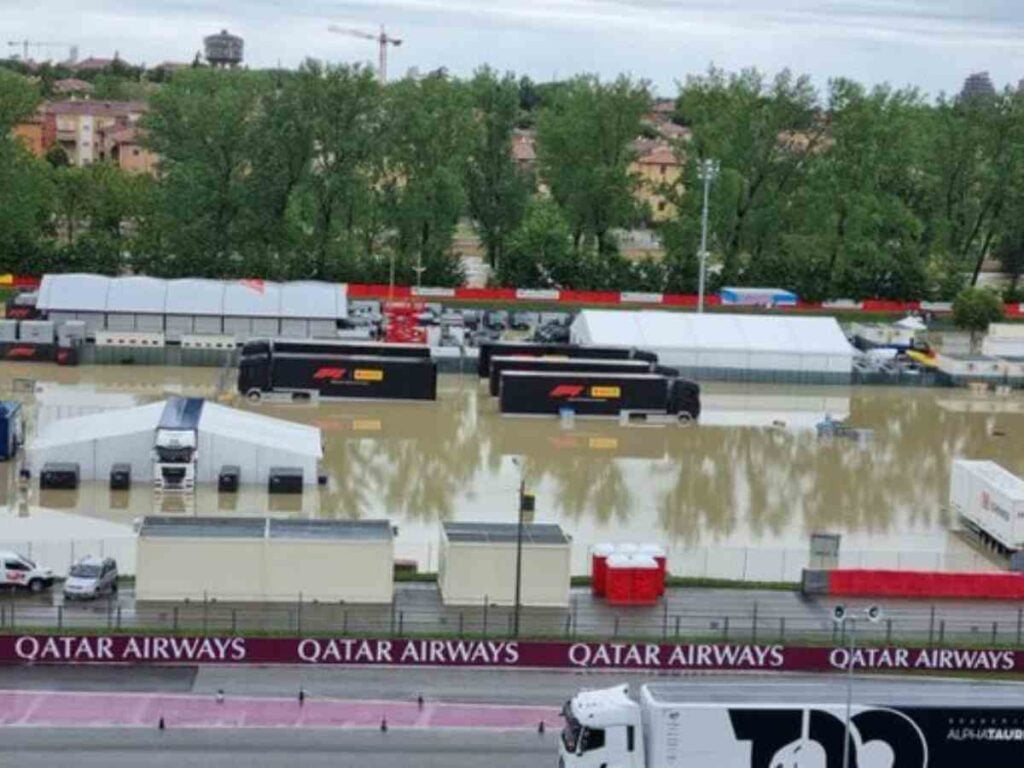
[0,551,55,593]
[534,322,571,343]
[63,556,118,600]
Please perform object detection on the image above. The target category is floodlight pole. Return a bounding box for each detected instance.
[842,617,855,768]
[696,158,719,314]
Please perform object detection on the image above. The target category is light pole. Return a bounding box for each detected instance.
[832,604,882,768]
[696,158,719,313]
[510,458,534,637]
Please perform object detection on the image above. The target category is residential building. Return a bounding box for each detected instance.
[42,100,147,166]
[105,125,158,174]
[71,57,117,73]
[53,78,94,96]
[12,112,56,157]
[511,129,537,172]
[631,138,682,222]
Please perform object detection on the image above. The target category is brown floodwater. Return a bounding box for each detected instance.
[0,362,1019,578]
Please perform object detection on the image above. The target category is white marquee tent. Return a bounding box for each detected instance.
[570,309,855,383]
[27,399,322,486]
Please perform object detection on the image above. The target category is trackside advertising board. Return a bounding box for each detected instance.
[3,637,1024,672]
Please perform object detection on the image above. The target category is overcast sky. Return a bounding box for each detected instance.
[6,0,1024,98]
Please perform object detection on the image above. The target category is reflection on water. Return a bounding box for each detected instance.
[1,365,1021,576]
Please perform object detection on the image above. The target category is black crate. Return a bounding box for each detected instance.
[40,462,79,490]
[268,467,303,494]
[218,465,240,493]
[109,463,131,490]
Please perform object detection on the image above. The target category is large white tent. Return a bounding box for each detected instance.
[27,399,322,486]
[570,309,855,383]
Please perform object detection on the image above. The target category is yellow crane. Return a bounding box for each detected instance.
[327,24,401,84]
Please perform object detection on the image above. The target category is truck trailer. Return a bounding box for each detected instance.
[477,341,657,378]
[241,338,431,360]
[950,459,1024,553]
[488,356,658,397]
[238,352,437,402]
[560,682,1024,767]
[499,371,699,420]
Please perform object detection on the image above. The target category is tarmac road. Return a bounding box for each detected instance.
[0,729,555,768]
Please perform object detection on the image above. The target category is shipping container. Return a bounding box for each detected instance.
[488,356,654,396]
[477,341,654,378]
[239,353,437,402]
[560,683,1024,768]
[499,371,678,418]
[241,338,430,360]
[0,342,57,362]
[950,459,1024,552]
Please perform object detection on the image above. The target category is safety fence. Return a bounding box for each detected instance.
[7,274,1024,317]
[4,588,1024,652]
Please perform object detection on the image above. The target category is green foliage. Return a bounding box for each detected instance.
[537,74,650,254]
[952,287,1004,338]
[0,69,39,134]
[497,198,574,287]
[465,67,531,270]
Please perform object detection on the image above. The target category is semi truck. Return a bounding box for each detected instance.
[488,356,659,397]
[238,352,437,402]
[240,338,431,360]
[153,397,203,492]
[499,371,699,420]
[950,459,1024,553]
[477,341,657,378]
[560,683,1024,767]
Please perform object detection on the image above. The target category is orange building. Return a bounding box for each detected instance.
[630,138,683,222]
[11,113,56,157]
[106,126,159,174]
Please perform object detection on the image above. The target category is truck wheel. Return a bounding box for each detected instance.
[678,412,694,426]
[246,389,263,404]
[28,579,44,593]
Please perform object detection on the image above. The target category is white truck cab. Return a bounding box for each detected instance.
[0,551,55,592]
[560,684,645,768]
[153,428,197,492]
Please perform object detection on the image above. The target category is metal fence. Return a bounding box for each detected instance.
[4,586,1024,650]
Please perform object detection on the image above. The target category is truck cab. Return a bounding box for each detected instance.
[560,685,645,768]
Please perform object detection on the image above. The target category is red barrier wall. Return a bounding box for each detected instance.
[829,569,1024,600]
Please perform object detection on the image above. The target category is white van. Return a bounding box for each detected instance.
[0,551,55,592]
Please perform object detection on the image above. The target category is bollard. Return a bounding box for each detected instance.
[992,621,999,645]
[299,689,305,706]
[380,717,388,733]
[538,721,545,734]
[938,619,946,645]
[417,695,424,709]
[216,689,225,704]
[158,717,165,730]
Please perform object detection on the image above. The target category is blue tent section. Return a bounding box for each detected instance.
[720,287,798,307]
[158,396,204,431]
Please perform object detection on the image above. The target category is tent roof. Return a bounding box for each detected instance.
[106,276,166,313]
[31,401,165,450]
[37,273,109,312]
[165,279,226,316]
[572,310,855,357]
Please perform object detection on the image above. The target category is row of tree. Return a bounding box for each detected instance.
[1,63,1023,299]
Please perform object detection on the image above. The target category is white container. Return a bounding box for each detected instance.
[950,459,1024,550]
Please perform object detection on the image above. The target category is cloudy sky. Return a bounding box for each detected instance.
[6,0,1024,97]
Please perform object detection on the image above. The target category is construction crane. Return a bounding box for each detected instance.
[327,24,401,84]
[6,40,78,63]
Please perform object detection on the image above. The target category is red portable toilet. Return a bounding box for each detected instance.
[638,544,667,595]
[605,554,634,605]
[630,555,661,605]
[591,543,616,596]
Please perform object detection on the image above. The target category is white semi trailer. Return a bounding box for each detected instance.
[950,459,1024,553]
[559,683,1024,767]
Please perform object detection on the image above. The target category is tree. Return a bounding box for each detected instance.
[381,73,471,286]
[537,75,649,255]
[290,61,383,280]
[142,68,269,275]
[497,199,574,287]
[952,287,1004,350]
[465,67,530,272]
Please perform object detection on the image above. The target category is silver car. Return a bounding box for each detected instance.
[63,557,118,600]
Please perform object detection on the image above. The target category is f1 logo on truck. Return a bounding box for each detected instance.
[729,707,927,768]
[550,385,585,398]
[313,367,348,382]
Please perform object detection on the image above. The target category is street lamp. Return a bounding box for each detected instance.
[832,604,883,768]
[510,458,535,637]
[696,158,720,313]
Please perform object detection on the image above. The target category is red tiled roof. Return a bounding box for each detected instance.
[108,125,146,145]
[43,100,147,117]
[511,130,536,162]
[53,78,94,93]
[72,57,115,71]
[631,139,680,165]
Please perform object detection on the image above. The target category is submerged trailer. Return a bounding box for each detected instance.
[477,341,656,378]
[499,371,699,420]
[238,353,437,402]
[560,682,1024,767]
[950,459,1024,553]
[241,338,430,360]
[488,356,657,397]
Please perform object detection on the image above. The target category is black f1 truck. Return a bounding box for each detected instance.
[238,345,436,402]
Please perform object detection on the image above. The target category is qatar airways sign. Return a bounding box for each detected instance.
[1,635,1020,673]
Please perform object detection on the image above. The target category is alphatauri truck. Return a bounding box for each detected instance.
[559,683,1024,767]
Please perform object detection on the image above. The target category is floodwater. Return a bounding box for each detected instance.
[0,363,1020,579]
